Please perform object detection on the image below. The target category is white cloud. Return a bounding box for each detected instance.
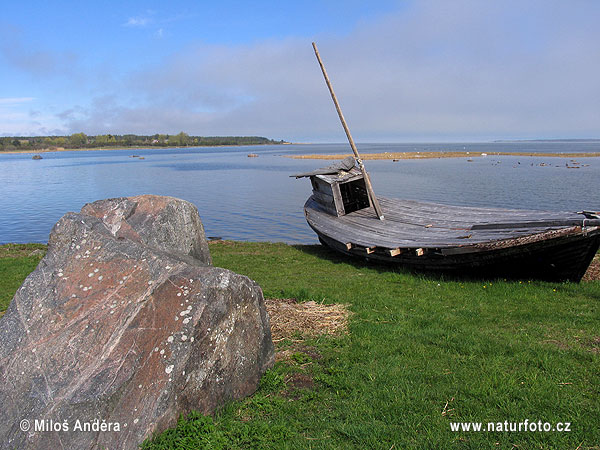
[0,111,64,136]
[124,16,152,27]
[59,0,600,141]
[0,97,35,104]
[0,96,66,136]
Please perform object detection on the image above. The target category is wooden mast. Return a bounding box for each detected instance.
[312,42,385,220]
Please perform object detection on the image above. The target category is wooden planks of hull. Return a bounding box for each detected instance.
[305,195,600,281]
[315,230,600,282]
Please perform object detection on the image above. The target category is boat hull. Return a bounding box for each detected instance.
[305,196,600,282]
[313,227,599,282]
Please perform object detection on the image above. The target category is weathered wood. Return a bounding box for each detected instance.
[312,42,384,220]
[315,228,600,282]
[388,248,403,257]
[311,176,335,195]
[331,183,346,217]
[580,210,600,219]
[470,220,588,230]
[310,195,338,217]
[316,169,364,184]
[311,190,335,206]
[305,196,596,249]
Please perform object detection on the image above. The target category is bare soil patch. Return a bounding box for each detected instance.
[576,336,600,353]
[207,239,236,245]
[265,298,351,363]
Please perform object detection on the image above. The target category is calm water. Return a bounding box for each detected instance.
[1,142,599,245]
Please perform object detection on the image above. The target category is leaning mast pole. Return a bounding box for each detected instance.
[312,42,384,220]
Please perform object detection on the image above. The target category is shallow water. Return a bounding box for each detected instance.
[0,142,598,244]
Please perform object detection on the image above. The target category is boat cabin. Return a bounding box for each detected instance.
[309,168,370,217]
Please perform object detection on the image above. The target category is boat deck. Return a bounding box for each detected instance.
[305,196,600,250]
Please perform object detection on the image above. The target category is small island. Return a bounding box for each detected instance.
[0,133,289,153]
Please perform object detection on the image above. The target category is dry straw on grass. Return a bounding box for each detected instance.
[265,298,351,363]
[265,298,351,343]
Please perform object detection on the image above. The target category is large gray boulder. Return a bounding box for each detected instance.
[80,195,212,265]
[0,195,274,450]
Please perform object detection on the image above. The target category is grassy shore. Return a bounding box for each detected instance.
[2,242,599,449]
[287,151,600,160]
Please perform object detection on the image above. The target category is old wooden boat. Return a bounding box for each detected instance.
[302,43,600,281]
[293,157,600,281]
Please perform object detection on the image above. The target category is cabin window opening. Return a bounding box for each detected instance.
[340,179,370,214]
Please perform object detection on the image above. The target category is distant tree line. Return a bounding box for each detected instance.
[0,132,288,152]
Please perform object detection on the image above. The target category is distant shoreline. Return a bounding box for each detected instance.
[5,147,600,159]
[0,143,289,155]
[286,151,600,160]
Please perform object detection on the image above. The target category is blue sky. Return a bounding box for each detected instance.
[1,0,599,142]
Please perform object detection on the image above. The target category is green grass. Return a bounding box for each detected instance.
[1,242,599,449]
[0,243,46,316]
